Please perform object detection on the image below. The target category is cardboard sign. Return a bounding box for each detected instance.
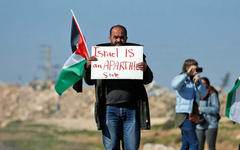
[91,46,143,79]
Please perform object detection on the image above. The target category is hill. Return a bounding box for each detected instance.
[0,80,227,129]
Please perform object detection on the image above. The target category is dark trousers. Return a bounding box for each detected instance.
[180,118,199,150]
[196,128,218,150]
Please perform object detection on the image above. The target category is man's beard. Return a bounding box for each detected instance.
[112,41,125,46]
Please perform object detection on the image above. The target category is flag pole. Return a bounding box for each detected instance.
[70,9,90,58]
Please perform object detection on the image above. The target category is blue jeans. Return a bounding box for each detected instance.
[102,105,140,150]
[180,118,199,150]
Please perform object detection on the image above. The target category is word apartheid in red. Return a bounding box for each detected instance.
[92,60,139,71]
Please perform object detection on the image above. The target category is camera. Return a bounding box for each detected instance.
[196,67,203,73]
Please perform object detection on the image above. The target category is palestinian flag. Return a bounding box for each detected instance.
[55,10,89,96]
[225,76,240,124]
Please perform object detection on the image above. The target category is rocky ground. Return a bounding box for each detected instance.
[0,80,176,129]
[0,80,227,129]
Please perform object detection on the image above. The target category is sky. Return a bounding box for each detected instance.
[0,0,239,91]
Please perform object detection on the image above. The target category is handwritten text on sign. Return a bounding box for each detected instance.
[91,46,143,79]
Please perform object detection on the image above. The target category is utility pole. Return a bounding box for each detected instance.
[45,45,51,81]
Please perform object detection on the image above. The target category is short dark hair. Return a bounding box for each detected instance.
[110,25,127,36]
[182,59,198,73]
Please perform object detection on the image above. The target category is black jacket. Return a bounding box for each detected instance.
[83,43,153,130]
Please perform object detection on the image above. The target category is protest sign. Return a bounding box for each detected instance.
[91,46,143,79]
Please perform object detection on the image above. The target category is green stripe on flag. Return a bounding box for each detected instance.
[55,59,86,96]
[225,80,240,117]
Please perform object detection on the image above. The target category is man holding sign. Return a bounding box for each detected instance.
[84,25,153,150]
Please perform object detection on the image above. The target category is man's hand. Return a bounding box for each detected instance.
[187,65,197,76]
[86,56,97,68]
[193,74,200,85]
[187,65,200,85]
[189,114,200,124]
[136,62,147,71]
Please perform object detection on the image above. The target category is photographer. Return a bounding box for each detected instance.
[171,59,207,150]
[196,77,220,150]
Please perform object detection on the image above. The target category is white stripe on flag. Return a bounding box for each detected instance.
[63,53,85,69]
[230,85,240,123]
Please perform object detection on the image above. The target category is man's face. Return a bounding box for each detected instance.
[109,27,127,46]
[186,65,198,77]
